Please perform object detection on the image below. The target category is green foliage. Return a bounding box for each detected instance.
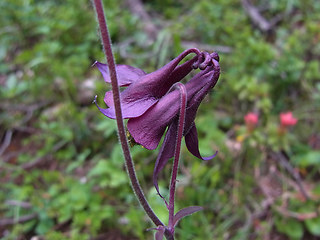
[1,0,320,239]
[305,217,320,236]
[293,151,320,167]
[275,217,304,240]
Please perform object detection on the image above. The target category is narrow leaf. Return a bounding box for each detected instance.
[173,206,203,227]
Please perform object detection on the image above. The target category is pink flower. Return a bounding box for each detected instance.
[244,112,259,126]
[280,112,298,127]
[244,112,258,132]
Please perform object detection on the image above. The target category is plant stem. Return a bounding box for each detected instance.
[168,83,187,233]
[92,0,165,230]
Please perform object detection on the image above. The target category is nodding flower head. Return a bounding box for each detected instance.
[94,49,220,195]
[94,48,203,119]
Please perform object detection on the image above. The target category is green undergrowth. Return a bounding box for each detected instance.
[1,0,320,239]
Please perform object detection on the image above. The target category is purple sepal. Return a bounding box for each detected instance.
[153,121,178,198]
[94,61,146,86]
[95,95,158,119]
[185,123,218,160]
[127,90,181,150]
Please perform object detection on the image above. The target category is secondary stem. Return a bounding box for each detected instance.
[168,83,187,233]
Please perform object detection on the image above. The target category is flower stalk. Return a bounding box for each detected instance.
[92,0,172,237]
[167,83,187,233]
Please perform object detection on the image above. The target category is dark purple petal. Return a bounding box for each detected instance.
[185,123,218,160]
[127,90,181,149]
[183,61,220,133]
[103,90,113,107]
[130,48,199,98]
[152,121,178,197]
[94,61,146,86]
[184,62,220,109]
[154,55,198,97]
[95,95,158,119]
[183,61,220,160]
[173,206,203,227]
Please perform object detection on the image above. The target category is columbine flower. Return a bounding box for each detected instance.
[95,49,220,194]
[280,112,298,127]
[244,112,258,132]
[94,48,202,119]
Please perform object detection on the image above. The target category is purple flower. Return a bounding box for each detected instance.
[95,49,220,195]
[94,48,202,119]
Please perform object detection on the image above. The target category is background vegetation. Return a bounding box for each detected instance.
[1,0,320,239]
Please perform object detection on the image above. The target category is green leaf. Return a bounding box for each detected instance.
[292,151,320,167]
[36,218,54,235]
[275,218,303,240]
[95,119,117,138]
[305,217,320,236]
[88,159,110,177]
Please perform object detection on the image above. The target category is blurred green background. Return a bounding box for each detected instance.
[1,0,320,239]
